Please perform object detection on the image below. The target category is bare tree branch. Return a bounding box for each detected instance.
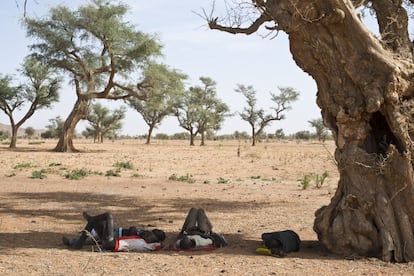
[371,0,413,59]
[351,0,368,8]
[209,12,272,35]
[16,0,35,17]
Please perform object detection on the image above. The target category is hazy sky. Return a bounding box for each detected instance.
[0,0,320,136]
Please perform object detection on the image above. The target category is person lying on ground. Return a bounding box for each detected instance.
[256,230,301,257]
[62,211,165,252]
[175,207,227,250]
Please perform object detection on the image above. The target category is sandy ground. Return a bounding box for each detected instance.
[1,139,414,275]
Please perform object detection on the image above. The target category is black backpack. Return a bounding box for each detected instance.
[261,230,301,253]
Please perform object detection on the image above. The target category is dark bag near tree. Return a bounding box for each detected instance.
[261,230,301,253]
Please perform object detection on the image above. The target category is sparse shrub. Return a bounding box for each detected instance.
[217,177,229,184]
[105,169,121,177]
[31,170,47,179]
[114,161,133,170]
[28,141,44,145]
[14,162,34,169]
[168,173,195,183]
[168,174,178,181]
[64,168,89,180]
[315,171,329,188]
[299,174,311,189]
[298,171,329,189]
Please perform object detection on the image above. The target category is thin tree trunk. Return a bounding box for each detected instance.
[9,125,18,149]
[190,131,195,146]
[146,125,155,144]
[251,126,256,146]
[200,131,205,146]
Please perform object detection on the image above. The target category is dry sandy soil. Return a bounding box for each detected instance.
[1,139,414,275]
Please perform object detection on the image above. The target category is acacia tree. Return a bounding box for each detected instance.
[84,103,125,143]
[236,84,298,146]
[209,0,414,262]
[192,77,230,146]
[128,63,187,144]
[175,91,198,145]
[24,0,161,152]
[24,126,35,138]
[0,57,60,148]
[309,118,329,142]
[41,116,64,139]
[176,77,229,146]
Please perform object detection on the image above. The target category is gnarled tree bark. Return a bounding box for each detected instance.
[54,96,89,152]
[210,0,414,262]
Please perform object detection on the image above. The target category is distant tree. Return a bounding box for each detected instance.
[295,130,312,140]
[0,130,10,141]
[308,118,329,142]
[176,77,229,146]
[0,57,60,148]
[154,133,169,140]
[24,126,35,138]
[236,84,299,146]
[274,128,285,139]
[24,1,161,152]
[41,116,64,139]
[193,77,230,146]
[128,63,187,144]
[171,132,190,140]
[85,103,126,143]
[175,88,200,146]
[233,131,250,140]
[82,127,96,140]
[205,130,216,141]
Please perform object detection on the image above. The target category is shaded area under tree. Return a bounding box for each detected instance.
[209,0,414,262]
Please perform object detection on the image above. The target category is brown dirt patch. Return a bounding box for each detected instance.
[1,139,413,275]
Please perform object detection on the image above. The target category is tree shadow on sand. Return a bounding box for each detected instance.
[0,190,339,260]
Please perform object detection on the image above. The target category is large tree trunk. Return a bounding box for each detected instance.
[269,1,414,262]
[54,97,89,152]
[209,0,414,261]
